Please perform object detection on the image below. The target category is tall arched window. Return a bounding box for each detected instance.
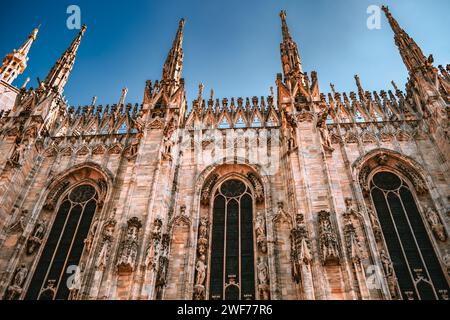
[370,171,448,300]
[25,184,99,300]
[209,179,256,300]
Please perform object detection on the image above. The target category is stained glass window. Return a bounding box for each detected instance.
[25,185,98,300]
[370,172,448,300]
[209,179,256,300]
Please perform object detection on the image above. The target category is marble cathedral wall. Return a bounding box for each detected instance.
[0,7,448,300]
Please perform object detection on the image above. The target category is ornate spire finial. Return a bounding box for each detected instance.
[199,82,204,97]
[0,26,39,84]
[44,25,87,94]
[21,77,30,89]
[31,26,39,40]
[179,18,186,29]
[330,83,336,96]
[391,80,398,90]
[119,87,128,106]
[196,82,204,109]
[162,18,185,89]
[381,6,403,35]
[279,10,304,86]
[381,6,428,74]
[354,75,365,100]
[280,10,291,41]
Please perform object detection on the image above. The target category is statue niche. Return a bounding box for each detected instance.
[26,219,48,255]
[6,264,29,300]
[193,217,209,300]
[318,211,340,266]
[117,217,142,275]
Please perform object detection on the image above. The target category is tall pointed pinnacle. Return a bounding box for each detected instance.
[44,25,87,94]
[279,10,303,83]
[0,26,39,84]
[280,10,292,42]
[119,87,128,106]
[381,6,428,74]
[162,18,185,91]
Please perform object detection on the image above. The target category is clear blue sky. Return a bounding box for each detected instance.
[1,0,449,108]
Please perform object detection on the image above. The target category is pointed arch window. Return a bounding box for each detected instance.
[209,179,256,300]
[25,184,99,300]
[370,171,449,300]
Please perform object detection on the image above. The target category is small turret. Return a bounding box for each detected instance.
[0,27,39,84]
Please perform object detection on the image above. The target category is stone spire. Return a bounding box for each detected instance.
[280,10,292,42]
[197,82,204,108]
[162,18,185,91]
[44,25,87,94]
[381,6,429,74]
[119,87,128,106]
[279,10,303,81]
[354,75,366,101]
[0,27,39,84]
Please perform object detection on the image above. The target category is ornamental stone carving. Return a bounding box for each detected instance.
[26,219,48,255]
[95,218,116,271]
[275,201,291,223]
[255,212,267,254]
[247,173,264,203]
[117,217,142,274]
[257,257,270,300]
[380,250,399,299]
[201,174,219,206]
[7,210,27,234]
[84,217,99,255]
[318,211,340,266]
[317,109,334,152]
[43,181,70,211]
[368,208,383,242]
[359,165,372,196]
[162,119,176,160]
[193,217,209,300]
[425,207,447,242]
[396,163,427,195]
[443,250,450,276]
[6,264,28,300]
[8,141,27,167]
[291,214,312,283]
[155,234,170,298]
[144,218,163,271]
[343,199,364,264]
[162,135,174,161]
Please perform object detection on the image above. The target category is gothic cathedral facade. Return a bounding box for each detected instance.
[0,7,449,300]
